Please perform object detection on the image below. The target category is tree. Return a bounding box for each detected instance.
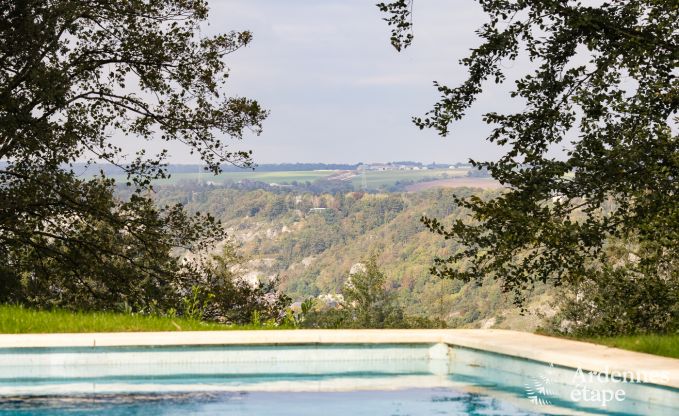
[342,256,402,328]
[200,244,290,325]
[549,264,679,336]
[378,1,678,307]
[0,1,266,311]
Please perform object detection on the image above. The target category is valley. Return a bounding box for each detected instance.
[151,181,552,331]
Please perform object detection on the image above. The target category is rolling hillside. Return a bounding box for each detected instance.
[153,185,553,331]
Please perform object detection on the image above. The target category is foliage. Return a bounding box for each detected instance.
[182,286,215,322]
[300,308,351,329]
[300,255,443,329]
[156,186,535,329]
[379,1,678,307]
[342,255,403,328]
[547,256,679,336]
[191,244,291,325]
[376,0,413,52]
[0,185,222,312]
[0,0,266,312]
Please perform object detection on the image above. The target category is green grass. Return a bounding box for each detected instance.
[582,334,679,359]
[0,305,281,333]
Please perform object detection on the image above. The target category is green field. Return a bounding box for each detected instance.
[110,168,472,189]
[0,305,288,333]
[351,168,468,188]
[110,170,336,186]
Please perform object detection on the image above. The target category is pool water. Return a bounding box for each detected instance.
[0,343,676,415]
[0,389,545,416]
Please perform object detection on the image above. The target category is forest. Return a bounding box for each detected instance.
[149,181,551,330]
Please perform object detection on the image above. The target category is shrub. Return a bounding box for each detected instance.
[548,267,679,336]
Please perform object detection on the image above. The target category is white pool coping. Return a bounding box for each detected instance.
[1,329,678,389]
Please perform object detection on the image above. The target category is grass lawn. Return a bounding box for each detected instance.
[3,305,677,360]
[581,334,679,359]
[0,305,282,334]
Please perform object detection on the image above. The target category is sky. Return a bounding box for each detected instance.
[163,0,522,164]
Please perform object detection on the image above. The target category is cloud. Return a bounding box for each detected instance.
[352,74,423,87]
[134,0,519,164]
[270,23,339,44]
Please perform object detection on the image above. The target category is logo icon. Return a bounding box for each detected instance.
[525,374,553,406]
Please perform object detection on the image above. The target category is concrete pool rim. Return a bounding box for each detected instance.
[0,328,677,390]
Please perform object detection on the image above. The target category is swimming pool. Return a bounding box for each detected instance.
[0,335,677,415]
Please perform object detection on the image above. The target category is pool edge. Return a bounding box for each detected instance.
[0,329,677,389]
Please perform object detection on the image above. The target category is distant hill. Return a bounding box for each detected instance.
[41,161,470,176]
[153,185,552,331]
[108,166,500,194]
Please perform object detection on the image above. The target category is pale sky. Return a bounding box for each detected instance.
[159,0,521,164]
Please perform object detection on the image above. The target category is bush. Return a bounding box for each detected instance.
[199,245,291,325]
[548,267,679,336]
[298,255,443,329]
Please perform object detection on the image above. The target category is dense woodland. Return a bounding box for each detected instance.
[149,183,550,330]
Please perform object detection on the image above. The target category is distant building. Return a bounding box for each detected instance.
[357,162,432,171]
[366,163,392,171]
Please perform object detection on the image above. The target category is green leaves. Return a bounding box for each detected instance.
[343,255,402,328]
[382,0,678,307]
[376,0,414,52]
[0,0,266,312]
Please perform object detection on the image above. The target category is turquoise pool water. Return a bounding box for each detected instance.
[0,344,676,415]
[1,389,544,415]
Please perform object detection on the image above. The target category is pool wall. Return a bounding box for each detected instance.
[0,329,677,415]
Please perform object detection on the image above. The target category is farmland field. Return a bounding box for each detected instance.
[111,170,337,185]
[108,168,474,189]
[350,168,468,188]
[405,178,503,191]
